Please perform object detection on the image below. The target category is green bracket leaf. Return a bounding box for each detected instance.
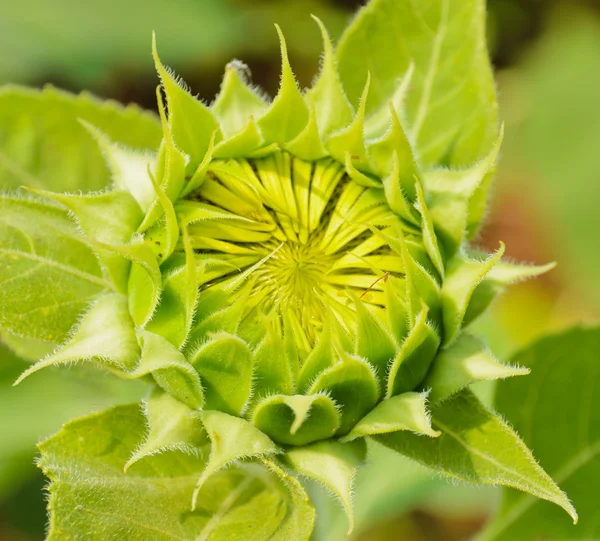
[125,390,207,471]
[386,306,440,397]
[336,0,499,168]
[376,390,577,523]
[190,332,253,416]
[129,330,204,410]
[15,294,140,385]
[252,394,340,446]
[309,354,380,436]
[192,410,279,510]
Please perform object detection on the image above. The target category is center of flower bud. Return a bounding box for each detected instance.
[185,150,404,344]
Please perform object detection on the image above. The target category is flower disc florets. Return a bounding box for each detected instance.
[186,154,402,342]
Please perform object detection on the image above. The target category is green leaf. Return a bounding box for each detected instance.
[192,410,279,508]
[342,392,440,442]
[424,333,529,404]
[39,404,314,541]
[479,327,600,540]
[0,343,146,498]
[284,439,367,534]
[336,0,498,168]
[0,196,109,343]
[190,333,253,416]
[15,293,139,385]
[252,394,340,447]
[0,85,160,193]
[376,390,577,523]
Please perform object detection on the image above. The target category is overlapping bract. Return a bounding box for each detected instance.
[8,12,572,535]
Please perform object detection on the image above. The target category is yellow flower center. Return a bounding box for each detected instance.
[187,151,404,343]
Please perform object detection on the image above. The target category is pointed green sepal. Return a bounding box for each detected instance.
[296,317,336,393]
[212,61,267,138]
[386,306,441,397]
[146,229,197,348]
[284,438,367,534]
[442,243,505,346]
[252,394,340,446]
[257,25,309,143]
[252,319,294,399]
[368,104,420,201]
[129,330,204,410]
[80,120,156,211]
[28,189,142,293]
[192,410,279,509]
[354,298,397,376]
[464,260,556,327]
[261,458,316,540]
[382,152,419,225]
[142,171,180,263]
[152,33,220,173]
[212,118,263,159]
[14,294,139,384]
[415,181,445,279]
[305,16,354,137]
[125,390,207,472]
[97,240,162,327]
[285,106,329,161]
[423,129,503,257]
[343,153,382,188]
[139,87,189,227]
[342,392,440,441]
[424,333,529,404]
[326,73,372,172]
[189,332,253,416]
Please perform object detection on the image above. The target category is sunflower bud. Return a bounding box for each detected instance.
[14,13,562,534]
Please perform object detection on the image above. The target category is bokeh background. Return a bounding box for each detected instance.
[1,0,599,539]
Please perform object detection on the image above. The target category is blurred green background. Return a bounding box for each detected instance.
[1,0,600,539]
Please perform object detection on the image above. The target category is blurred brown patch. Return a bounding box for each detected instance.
[354,508,488,541]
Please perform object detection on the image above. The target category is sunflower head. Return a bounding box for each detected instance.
[16,17,551,529]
